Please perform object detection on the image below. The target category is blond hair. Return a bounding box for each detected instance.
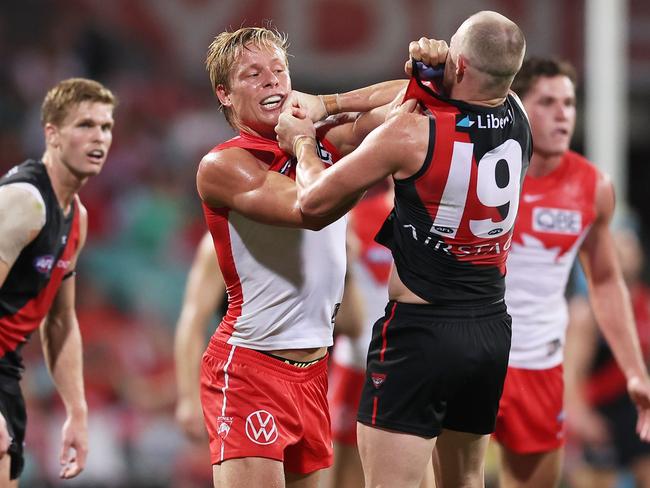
[205,27,289,127]
[41,78,116,127]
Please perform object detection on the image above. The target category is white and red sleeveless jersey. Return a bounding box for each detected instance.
[333,189,393,370]
[202,131,347,351]
[506,150,599,369]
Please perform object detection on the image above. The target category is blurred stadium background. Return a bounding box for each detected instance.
[0,0,648,486]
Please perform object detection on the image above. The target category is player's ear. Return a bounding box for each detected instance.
[455,54,466,83]
[44,123,60,149]
[216,84,232,107]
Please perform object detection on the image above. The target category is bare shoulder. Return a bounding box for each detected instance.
[593,168,615,222]
[374,112,428,149]
[196,147,266,207]
[0,183,46,232]
[74,196,89,250]
[75,196,88,221]
[374,113,430,178]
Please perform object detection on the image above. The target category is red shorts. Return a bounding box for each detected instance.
[494,364,565,454]
[200,339,333,474]
[328,361,365,445]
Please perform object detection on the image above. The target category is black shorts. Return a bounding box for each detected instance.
[357,300,511,437]
[584,393,650,469]
[0,378,26,480]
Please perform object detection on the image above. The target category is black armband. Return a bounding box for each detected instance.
[62,270,76,280]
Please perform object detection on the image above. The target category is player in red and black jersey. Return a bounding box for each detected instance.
[0,78,115,483]
[276,11,530,488]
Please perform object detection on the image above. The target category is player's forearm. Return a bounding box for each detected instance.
[294,137,329,214]
[591,277,647,380]
[41,315,88,417]
[322,80,407,116]
[564,297,597,412]
[174,315,206,400]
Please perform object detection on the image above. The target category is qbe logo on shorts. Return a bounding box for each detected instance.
[245,410,279,445]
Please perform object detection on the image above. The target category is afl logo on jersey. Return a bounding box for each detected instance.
[34,255,55,274]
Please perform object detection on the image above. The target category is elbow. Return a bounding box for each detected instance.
[298,193,332,223]
[299,201,336,231]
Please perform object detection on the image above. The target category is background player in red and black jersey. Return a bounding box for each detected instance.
[0,78,115,484]
[276,10,529,488]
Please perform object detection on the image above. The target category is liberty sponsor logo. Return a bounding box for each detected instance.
[245,410,278,445]
[217,416,233,440]
[532,207,581,235]
[456,115,475,128]
[477,108,514,129]
[371,373,386,389]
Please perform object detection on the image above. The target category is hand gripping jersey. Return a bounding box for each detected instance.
[376,71,532,305]
[506,151,599,369]
[0,160,80,379]
[202,131,347,350]
[333,190,393,369]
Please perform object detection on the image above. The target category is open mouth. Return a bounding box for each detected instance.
[87,149,105,162]
[260,94,284,110]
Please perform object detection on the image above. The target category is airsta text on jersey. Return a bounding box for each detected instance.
[403,224,512,256]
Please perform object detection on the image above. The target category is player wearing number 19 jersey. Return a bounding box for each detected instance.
[275,12,531,487]
[357,57,531,438]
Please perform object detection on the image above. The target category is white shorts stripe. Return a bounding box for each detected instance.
[220,345,237,462]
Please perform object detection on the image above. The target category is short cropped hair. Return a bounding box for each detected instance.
[511,58,578,99]
[41,78,116,127]
[205,27,289,127]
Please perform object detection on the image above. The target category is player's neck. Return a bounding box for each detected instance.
[449,82,506,107]
[238,121,276,141]
[42,152,83,214]
[527,151,564,178]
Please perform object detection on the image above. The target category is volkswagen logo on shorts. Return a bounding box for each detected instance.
[245,410,278,445]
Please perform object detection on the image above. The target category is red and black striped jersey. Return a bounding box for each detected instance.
[0,160,80,378]
[376,72,532,306]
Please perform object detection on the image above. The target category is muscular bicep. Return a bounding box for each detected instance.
[197,149,339,229]
[0,183,46,280]
[298,113,427,217]
[579,174,617,285]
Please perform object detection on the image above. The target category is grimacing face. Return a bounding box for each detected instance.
[46,101,114,179]
[522,75,576,158]
[217,44,291,138]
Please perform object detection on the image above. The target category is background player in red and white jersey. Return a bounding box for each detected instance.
[564,229,650,488]
[0,78,115,484]
[195,26,416,488]
[277,11,530,488]
[493,57,650,488]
